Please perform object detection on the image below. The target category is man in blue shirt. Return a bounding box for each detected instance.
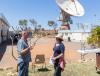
[17,30,33,76]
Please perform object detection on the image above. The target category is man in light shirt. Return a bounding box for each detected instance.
[17,30,33,76]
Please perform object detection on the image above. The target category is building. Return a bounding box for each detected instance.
[0,13,10,43]
[58,30,91,42]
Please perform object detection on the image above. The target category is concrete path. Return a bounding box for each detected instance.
[0,41,17,69]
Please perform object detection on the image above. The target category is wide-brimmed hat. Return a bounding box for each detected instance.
[55,34,63,41]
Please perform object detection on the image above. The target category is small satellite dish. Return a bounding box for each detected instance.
[56,0,85,16]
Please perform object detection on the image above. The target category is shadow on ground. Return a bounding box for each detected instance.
[37,68,51,72]
[97,71,100,74]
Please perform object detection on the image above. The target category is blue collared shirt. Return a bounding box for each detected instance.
[17,38,31,64]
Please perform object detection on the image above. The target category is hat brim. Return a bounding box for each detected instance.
[56,37,63,41]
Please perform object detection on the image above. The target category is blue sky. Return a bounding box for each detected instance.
[0,0,100,30]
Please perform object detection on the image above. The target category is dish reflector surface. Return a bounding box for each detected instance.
[56,0,85,16]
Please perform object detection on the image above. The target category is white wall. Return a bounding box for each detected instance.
[58,30,90,42]
[70,33,89,42]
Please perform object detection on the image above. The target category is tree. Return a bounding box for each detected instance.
[48,21,58,30]
[41,28,45,31]
[48,21,55,26]
[30,18,37,32]
[38,25,41,30]
[87,26,100,47]
[19,19,28,30]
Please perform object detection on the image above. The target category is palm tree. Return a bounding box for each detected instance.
[19,19,28,30]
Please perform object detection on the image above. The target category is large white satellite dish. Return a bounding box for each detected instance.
[56,0,85,16]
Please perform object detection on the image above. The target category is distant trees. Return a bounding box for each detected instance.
[77,23,88,31]
[18,19,58,37]
[87,26,100,47]
[18,18,42,32]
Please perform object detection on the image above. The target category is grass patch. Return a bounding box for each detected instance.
[0,62,100,76]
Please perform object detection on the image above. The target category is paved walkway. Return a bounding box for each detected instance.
[0,40,17,69]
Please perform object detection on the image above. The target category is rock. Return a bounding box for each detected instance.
[0,68,4,71]
[6,67,13,70]
[7,72,17,76]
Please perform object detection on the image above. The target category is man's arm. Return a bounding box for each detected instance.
[17,40,33,56]
[21,45,34,56]
[20,46,30,56]
[52,44,65,60]
[52,53,63,60]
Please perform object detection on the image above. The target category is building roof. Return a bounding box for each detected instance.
[0,13,10,27]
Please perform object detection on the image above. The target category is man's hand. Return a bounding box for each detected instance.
[51,57,56,61]
[29,46,34,50]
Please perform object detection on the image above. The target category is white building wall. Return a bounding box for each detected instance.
[58,30,90,42]
[71,33,82,41]
[70,33,89,42]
